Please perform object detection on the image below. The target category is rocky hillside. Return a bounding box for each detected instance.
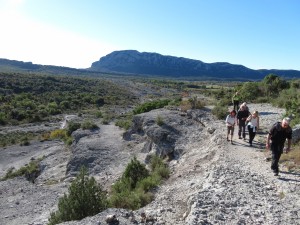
[90,50,300,80]
[0,103,299,225]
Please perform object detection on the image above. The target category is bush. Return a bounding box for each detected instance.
[133,99,170,114]
[115,119,132,130]
[66,121,81,135]
[153,164,170,179]
[211,105,228,120]
[188,96,206,109]
[136,175,160,192]
[20,136,30,146]
[0,112,7,125]
[108,189,153,210]
[101,114,113,125]
[48,167,107,225]
[123,157,149,190]
[149,154,170,179]
[65,137,73,146]
[1,158,43,182]
[156,116,164,126]
[50,129,68,140]
[95,111,103,118]
[179,99,192,112]
[81,120,98,130]
[109,155,169,210]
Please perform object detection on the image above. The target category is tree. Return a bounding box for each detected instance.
[123,156,149,189]
[48,167,107,225]
[240,82,261,102]
[262,74,289,97]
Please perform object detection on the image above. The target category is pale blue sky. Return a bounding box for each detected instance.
[0,0,299,70]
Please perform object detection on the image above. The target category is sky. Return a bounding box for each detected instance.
[0,0,299,70]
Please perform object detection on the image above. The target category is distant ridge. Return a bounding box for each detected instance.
[0,58,100,77]
[1,51,300,80]
[90,50,300,80]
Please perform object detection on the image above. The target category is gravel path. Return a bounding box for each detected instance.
[185,103,300,225]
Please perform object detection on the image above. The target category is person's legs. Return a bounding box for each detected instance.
[248,125,254,145]
[234,101,239,111]
[238,122,242,138]
[242,124,246,139]
[252,131,257,144]
[227,127,230,141]
[271,144,283,175]
[230,127,234,142]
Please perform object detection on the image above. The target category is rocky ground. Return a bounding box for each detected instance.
[0,103,299,225]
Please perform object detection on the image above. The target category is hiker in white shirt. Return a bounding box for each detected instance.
[225,110,237,144]
[246,110,259,147]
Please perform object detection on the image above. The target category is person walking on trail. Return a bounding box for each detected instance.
[266,117,292,176]
[237,104,250,140]
[241,102,249,112]
[225,109,236,144]
[246,110,259,147]
[232,92,240,111]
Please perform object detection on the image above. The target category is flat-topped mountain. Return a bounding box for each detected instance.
[1,50,300,80]
[90,50,300,80]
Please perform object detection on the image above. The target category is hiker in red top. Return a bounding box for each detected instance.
[266,118,292,176]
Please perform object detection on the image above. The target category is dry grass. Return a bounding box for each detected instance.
[179,100,192,112]
[279,145,300,171]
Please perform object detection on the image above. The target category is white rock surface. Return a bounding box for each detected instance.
[1,103,299,225]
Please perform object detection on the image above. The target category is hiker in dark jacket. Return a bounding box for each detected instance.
[237,104,249,140]
[266,118,292,176]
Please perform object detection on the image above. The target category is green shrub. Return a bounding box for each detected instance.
[153,165,170,179]
[108,189,152,210]
[211,105,228,120]
[149,154,170,179]
[109,155,169,210]
[48,167,107,225]
[0,112,7,125]
[0,132,36,147]
[123,157,149,190]
[149,154,164,171]
[136,175,160,192]
[66,122,81,135]
[168,96,182,106]
[188,96,206,109]
[156,116,164,126]
[1,158,43,182]
[102,114,113,125]
[133,99,171,114]
[81,120,98,130]
[50,129,68,140]
[65,137,73,145]
[115,119,132,130]
[20,136,30,146]
[95,111,103,118]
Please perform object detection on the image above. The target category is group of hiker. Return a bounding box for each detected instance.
[225,91,292,176]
